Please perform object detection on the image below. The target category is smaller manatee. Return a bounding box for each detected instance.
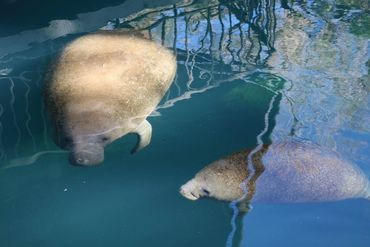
[180,141,370,204]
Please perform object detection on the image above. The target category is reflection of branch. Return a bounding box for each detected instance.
[267,0,277,51]
[236,23,244,69]
[127,3,220,33]
[2,150,67,169]
[284,95,300,137]
[118,0,277,70]
[154,66,261,115]
[246,93,280,191]
[217,5,225,63]
[226,69,284,247]
[161,17,166,46]
[0,104,6,164]
[0,55,41,64]
[226,10,236,65]
[254,1,264,65]
[24,70,51,149]
[226,76,282,247]
[184,11,211,89]
[184,15,195,90]
[0,63,51,163]
[173,5,178,52]
[155,84,218,112]
[9,78,21,157]
[280,0,292,10]
[207,8,214,87]
[197,12,211,53]
[118,1,196,25]
[186,50,197,89]
[190,18,201,32]
[22,79,37,152]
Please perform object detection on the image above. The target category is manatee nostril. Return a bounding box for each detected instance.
[69,147,104,166]
[77,158,87,164]
[180,188,186,195]
[70,154,90,166]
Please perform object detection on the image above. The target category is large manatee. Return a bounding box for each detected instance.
[180,141,370,205]
[44,31,177,165]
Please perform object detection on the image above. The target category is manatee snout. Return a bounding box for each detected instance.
[180,180,199,200]
[180,179,211,200]
[69,144,104,166]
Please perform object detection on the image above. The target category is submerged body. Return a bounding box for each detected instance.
[180,141,370,203]
[45,31,177,165]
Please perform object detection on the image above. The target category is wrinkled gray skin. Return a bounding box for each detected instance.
[44,31,176,165]
[180,141,370,204]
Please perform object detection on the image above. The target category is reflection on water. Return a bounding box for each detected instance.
[0,0,369,246]
[269,2,370,150]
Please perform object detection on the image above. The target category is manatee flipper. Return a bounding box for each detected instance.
[131,119,152,154]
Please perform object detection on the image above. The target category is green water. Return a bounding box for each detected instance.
[0,0,369,246]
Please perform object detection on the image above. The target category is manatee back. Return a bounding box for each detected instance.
[253,141,370,203]
[46,31,177,123]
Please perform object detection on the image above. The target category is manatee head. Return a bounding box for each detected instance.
[64,133,108,166]
[180,159,248,201]
[57,103,126,166]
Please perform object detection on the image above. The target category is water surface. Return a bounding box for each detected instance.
[0,0,369,246]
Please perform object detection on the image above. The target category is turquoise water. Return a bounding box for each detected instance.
[0,0,369,246]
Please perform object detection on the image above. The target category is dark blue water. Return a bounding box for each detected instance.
[0,0,369,246]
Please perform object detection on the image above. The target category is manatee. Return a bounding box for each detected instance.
[180,141,370,205]
[44,31,177,165]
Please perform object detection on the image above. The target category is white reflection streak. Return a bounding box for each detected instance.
[186,50,197,89]
[156,84,218,111]
[225,92,279,247]
[0,55,43,64]
[0,68,13,75]
[22,79,37,151]
[3,150,68,169]
[9,78,21,157]
[173,72,181,97]
[154,70,262,115]
[31,70,50,148]
[0,104,6,163]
